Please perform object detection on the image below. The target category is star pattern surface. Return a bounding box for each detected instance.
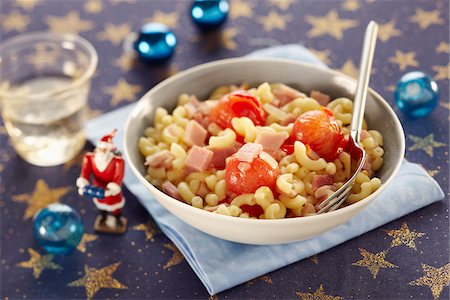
[67,262,127,300]
[269,0,295,10]
[163,243,185,269]
[408,134,446,157]
[310,255,319,264]
[342,0,360,11]
[77,233,98,253]
[386,223,425,250]
[26,43,60,70]
[17,248,62,278]
[14,0,40,11]
[436,42,450,54]
[104,78,142,106]
[133,221,159,241]
[352,248,397,278]
[296,284,343,300]
[45,11,95,34]
[389,50,419,71]
[96,23,131,45]
[145,10,179,28]
[378,21,402,42]
[409,263,450,299]
[305,10,358,40]
[309,48,332,65]
[12,179,71,220]
[113,52,137,72]
[257,10,292,32]
[432,64,450,81]
[84,0,103,14]
[247,275,273,286]
[338,59,359,78]
[1,10,30,32]
[229,0,254,19]
[409,8,444,30]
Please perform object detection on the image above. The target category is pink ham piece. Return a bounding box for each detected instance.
[310,90,331,106]
[235,143,263,163]
[183,95,201,117]
[184,120,208,147]
[208,146,237,169]
[312,174,334,191]
[362,155,373,177]
[192,111,210,129]
[272,83,303,106]
[162,181,181,200]
[314,185,334,202]
[184,145,214,172]
[254,131,289,153]
[145,150,174,168]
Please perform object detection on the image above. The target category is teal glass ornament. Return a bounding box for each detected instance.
[394,71,439,118]
[33,203,84,255]
[191,0,229,31]
[134,23,177,63]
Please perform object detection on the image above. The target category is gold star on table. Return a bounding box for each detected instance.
[17,248,62,278]
[352,248,397,278]
[163,243,184,269]
[45,11,94,35]
[257,10,292,32]
[296,284,343,300]
[310,255,319,264]
[436,42,450,54]
[229,0,254,19]
[378,21,402,42]
[190,27,239,52]
[247,275,273,286]
[144,10,179,28]
[388,50,418,71]
[432,64,450,81]
[12,179,71,220]
[309,48,332,65]
[409,8,444,30]
[113,52,137,72]
[1,10,30,32]
[87,106,103,119]
[67,262,127,300]
[338,59,359,78]
[440,102,450,110]
[419,164,440,177]
[408,134,446,157]
[84,0,103,14]
[133,220,160,241]
[269,0,295,10]
[76,233,98,253]
[342,0,360,11]
[15,0,40,10]
[96,23,131,45]
[386,223,425,250]
[221,27,239,50]
[306,10,358,40]
[409,263,450,299]
[385,85,396,92]
[26,43,60,70]
[104,78,142,107]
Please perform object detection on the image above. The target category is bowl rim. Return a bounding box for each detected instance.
[124,57,405,224]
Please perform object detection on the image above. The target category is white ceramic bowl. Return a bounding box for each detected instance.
[124,58,405,245]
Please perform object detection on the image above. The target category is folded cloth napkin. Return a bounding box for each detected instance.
[86,44,444,295]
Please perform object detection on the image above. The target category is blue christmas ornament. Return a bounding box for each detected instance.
[191,0,229,31]
[134,22,177,63]
[33,203,84,255]
[394,71,439,118]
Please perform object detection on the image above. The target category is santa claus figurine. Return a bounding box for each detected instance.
[76,129,127,234]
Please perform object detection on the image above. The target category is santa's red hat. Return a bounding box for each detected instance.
[97,129,117,150]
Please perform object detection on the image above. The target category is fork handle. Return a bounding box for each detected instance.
[351,21,379,141]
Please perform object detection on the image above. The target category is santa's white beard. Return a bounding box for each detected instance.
[94,151,113,172]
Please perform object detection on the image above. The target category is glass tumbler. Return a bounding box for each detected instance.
[0,32,98,166]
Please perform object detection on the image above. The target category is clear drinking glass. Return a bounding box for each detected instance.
[0,32,98,166]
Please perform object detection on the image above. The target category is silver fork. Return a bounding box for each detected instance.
[317,21,379,214]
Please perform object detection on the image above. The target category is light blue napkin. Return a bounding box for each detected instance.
[86,45,444,295]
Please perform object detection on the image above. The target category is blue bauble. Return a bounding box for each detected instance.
[33,203,84,255]
[134,23,177,63]
[394,71,439,118]
[191,0,229,31]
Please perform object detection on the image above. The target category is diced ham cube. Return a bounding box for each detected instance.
[312,174,334,191]
[235,143,263,163]
[192,111,210,129]
[208,146,237,169]
[310,90,331,106]
[183,95,201,117]
[198,100,218,115]
[145,150,174,168]
[184,146,214,172]
[184,120,208,147]
[362,155,373,177]
[272,83,303,106]
[162,181,181,200]
[314,185,334,202]
[254,131,289,153]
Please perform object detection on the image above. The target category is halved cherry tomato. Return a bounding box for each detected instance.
[225,155,280,194]
[291,108,346,161]
[240,204,264,218]
[210,91,266,129]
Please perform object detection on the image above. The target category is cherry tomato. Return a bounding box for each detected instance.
[240,204,264,218]
[210,91,266,129]
[225,155,280,194]
[292,108,346,161]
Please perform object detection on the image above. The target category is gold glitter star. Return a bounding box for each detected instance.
[257,10,292,32]
[419,164,440,177]
[269,0,295,10]
[378,21,402,42]
[386,223,425,250]
[296,284,343,300]
[133,220,160,241]
[440,102,450,110]
[342,0,360,11]
[309,48,332,65]
[84,0,103,14]
[45,11,94,35]
[385,85,396,92]
[436,42,450,54]
[389,50,419,71]
[145,10,179,28]
[163,243,184,269]
[409,8,444,30]
[12,179,71,220]
[408,134,446,157]
[409,263,450,299]
[15,0,40,10]
[67,262,127,300]
[104,78,142,106]
[113,52,137,72]
[1,10,30,32]
[229,0,254,19]
[247,275,273,286]
[310,255,319,264]
[17,248,62,278]
[97,23,131,45]
[221,27,239,50]
[352,248,397,278]
[87,106,103,119]
[306,10,358,40]
[432,64,450,81]
[338,59,359,79]
[76,233,98,253]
